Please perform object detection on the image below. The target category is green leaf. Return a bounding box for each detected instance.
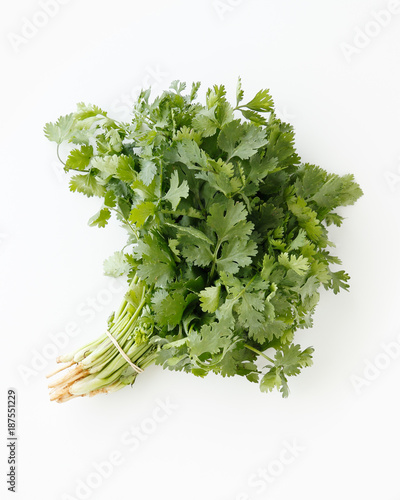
[259,344,314,397]
[131,178,157,200]
[167,223,214,245]
[88,208,111,228]
[199,285,221,313]
[216,238,258,274]
[195,170,241,198]
[153,290,188,328]
[298,276,320,302]
[207,84,227,107]
[278,253,309,275]
[236,76,244,107]
[188,322,231,357]
[264,124,300,167]
[218,120,268,160]
[116,156,137,183]
[105,129,122,152]
[169,139,208,170]
[65,145,93,171]
[219,347,258,378]
[192,108,218,137]
[91,155,121,177]
[189,82,201,101]
[139,158,157,185]
[104,190,117,208]
[310,261,330,284]
[288,229,308,251]
[260,368,282,393]
[244,89,274,112]
[133,234,176,286]
[295,164,326,199]
[236,289,265,338]
[240,109,267,126]
[74,102,107,120]
[287,195,323,242]
[173,126,202,144]
[170,80,186,94]
[261,320,288,343]
[179,234,213,268]
[328,270,350,294]
[69,173,106,198]
[275,344,314,377]
[311,173,363,209]
[103,251,130,277]
[296,164,363,210]
[44,114,74,144]
[207,199,253,242]
[129,202,156,227]
[247,155,278,184]
[261,255,276,281]
[325,213,344,227]
[163,171,189,210]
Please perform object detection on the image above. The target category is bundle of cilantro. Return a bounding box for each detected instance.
[45,80,362,402]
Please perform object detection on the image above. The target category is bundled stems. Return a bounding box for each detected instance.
[47,277,157,403]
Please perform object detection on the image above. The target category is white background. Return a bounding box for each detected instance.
[1,1,400,499]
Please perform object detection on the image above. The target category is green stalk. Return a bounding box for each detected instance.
[48,277,158,403]
[244,343,274,364]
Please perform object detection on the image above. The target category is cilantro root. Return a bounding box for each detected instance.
[45,80,362,401]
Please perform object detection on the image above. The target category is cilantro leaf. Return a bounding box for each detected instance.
[216,238,257,274]
[129,202,156,227]
[236,76,244,107]
[116,156,137,183]
[104,190,117,208]
[153,290,188,329]
[133,234,176,286]
[92,155,121,177]
[287,195,323,242]
[169,139,208,170]
[103,251,130,277]
[163,171,189,210]
[139,158,158,185]
[261,344,314,397]
[187,322,232,357]
[326,269,350,294]
[236,289,265,338]
[218,120,268,160]
[69,173,106,198]
[199,285,221,313]
[243,89,274,112]
[278,252,310,275]
[65,145,93,171]
[240,109,267,126]
[44,114,74,144]
[88,208,111,228]
[296,164,363,210]
[260,368,282,394]
[207,199,253,243]
[192,108,218,137]
[275,344,314,377]
[179,234,213,268]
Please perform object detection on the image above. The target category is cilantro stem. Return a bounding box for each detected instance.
[244,343,274,364]
[209,240,222,280]
[56,144,66,166]
[110,207,139,239]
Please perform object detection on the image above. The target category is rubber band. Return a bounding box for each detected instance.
[105,330,144,374]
